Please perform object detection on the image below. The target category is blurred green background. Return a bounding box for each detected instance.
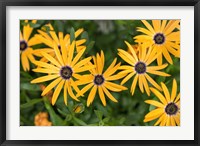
[20,20,180,126]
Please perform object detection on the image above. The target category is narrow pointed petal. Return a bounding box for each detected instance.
[87,85,97,106]
[52,80,65,105]
[42,77,62,96]
[98,86,106,106]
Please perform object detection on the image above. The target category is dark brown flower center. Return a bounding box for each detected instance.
[60,66,73,80]
[20,40,28,51]
[58,45,61,50]
[135,62,146,74]
[94,75,104,85]
[165,102,178,115]
[153,33,165,44]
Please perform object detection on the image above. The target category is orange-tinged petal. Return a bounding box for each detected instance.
[52,80,65,105]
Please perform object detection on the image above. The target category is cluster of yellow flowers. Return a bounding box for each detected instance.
[20,20,180,126]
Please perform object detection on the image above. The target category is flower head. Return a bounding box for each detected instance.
[144,79,180,126]
[31,40,94,105]
[33,24,86,59]
[118,41,170,96]
[76,50,127,107]
[134,20,180,65]
[20,20,41,71]
[34,112,52,126]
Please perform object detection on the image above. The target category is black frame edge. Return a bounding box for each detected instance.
[0,1,6,146]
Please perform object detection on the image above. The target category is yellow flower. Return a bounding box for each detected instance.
[134,20,180,65]
[144,79,180,126]
[31,41,94,105]
[76,51,127,107]
[118,41,170,96]
[20,20,41,71]
[34,112,52,126]
[33,23,86,59]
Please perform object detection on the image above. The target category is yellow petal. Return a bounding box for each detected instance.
[37,30,52,41]
[68,41,75,65]
[102,86,118,103]
[33,61,60,71]
[31,74,60,84]
[68,84,79,101]
[118,47,136,64]
[60,38,68,65]
[32,68,59,74]
[166,31,180,41]
[170,116,176,126]
[162,46,173,64]
[141,20,155,34]
[64,81,68,105]
[74,65,95,73]
[171,79,177,102]
[53,42,64,66]
[154,113,165,126]
[42,77,62,96]
[144,108,164,122]
[174,93,180,103]
[21,52,29,71]
[49,31,59,45]
[105,81,127,91]
[144,73,162,91]
[166,116,171,126]
[71,47,86,67]
[147,64,168,71]
[103,62,121,78]
[76,39,86,46]
[70,78,81,96]
[161,82,171,103]
[145,100,164,108]
[152,20,161,32]
[52,80,65,105]
[147,70,170,77]
[96,53,103,74]
[150,87,167,105]
[174,113,180,126]
[28,36,41,46]
[20,31,23,40]
[138,75,144,93]
[137,27,153,36]
[121,72,135,85]
[118,52,134,66]
[131,74,139,95]
[73,57,92,70]
[141,75,150,96]
[41,52,61,68]
[35,34,53,48]
[76,82,94,97]
[58,32,63,40]
[75,28,84,38]
[103,58,117,75]
[160,20,167,32]
[98,86,106,106]
[87,85,97,106]
[106,73,127,81]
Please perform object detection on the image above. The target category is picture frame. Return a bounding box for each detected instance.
[0,0,199,145]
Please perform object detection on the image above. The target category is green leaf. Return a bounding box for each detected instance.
[20,83,41,91]
[43,97,65,126]
[29,22,41,28]
[81,31,89,42]
[70,27,75,44]
[55,21,64,32]
[20,98,43,109]
[94,110,103,121]
[72,116,87,126]
[86,41,95,52]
